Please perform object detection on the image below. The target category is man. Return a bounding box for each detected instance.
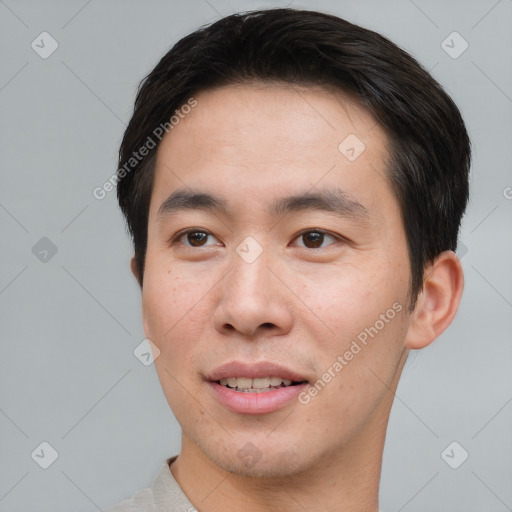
[107,7,470,511]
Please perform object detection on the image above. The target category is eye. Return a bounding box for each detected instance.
[293,229,339,249]
[171,228,343,250]
[173,229,221,248]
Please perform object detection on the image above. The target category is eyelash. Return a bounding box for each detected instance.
[171,228,345,250]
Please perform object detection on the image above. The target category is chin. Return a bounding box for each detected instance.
[200,439,315,479]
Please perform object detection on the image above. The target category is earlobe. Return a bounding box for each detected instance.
[130,256,141,288]
[405,250,464,350]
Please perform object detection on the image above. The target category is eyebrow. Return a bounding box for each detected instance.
[156,187,370,222]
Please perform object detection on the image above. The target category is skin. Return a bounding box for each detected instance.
[130,82,464,512]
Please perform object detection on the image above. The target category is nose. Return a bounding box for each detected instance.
[212,243,294,339]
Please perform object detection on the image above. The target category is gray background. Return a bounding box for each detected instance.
[1,0,511,510]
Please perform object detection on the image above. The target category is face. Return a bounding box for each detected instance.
[140,82,413,477]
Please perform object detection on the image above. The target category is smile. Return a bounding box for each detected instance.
[218,376,306,392]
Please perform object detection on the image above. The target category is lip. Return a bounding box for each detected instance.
[207,381,309,415]
[204,360,310,382]
[204,360,311,415]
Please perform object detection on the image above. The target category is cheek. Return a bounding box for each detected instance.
[142,259,215,412]
[298,264,390,333]
[141,257,209,356]
[297,259,408,377]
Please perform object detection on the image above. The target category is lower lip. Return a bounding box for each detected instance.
[207,381,308,415]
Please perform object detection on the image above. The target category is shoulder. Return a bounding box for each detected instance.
[103,487,154,512]
[103,456,183,512]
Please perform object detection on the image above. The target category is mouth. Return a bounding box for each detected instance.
[205,361,311,414]
[216,376,308,393]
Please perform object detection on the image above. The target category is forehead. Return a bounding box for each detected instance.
[150,82,394,221]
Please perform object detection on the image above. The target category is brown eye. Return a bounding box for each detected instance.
[174,230,219,248]
[301,231,324,248]
[186,231,208,246]
[295,230,337,249]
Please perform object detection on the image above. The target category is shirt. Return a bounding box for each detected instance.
[103,455,196,512]
[104,456,386,511]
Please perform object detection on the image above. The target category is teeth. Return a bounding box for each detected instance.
[252,377,271,389]
[218,376,297,390]
[236,377,252,389]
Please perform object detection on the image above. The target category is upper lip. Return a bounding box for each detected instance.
[205,361,310,383]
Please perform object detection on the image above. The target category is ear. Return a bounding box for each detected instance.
[130,256,142,288]
[405,250,464,350]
